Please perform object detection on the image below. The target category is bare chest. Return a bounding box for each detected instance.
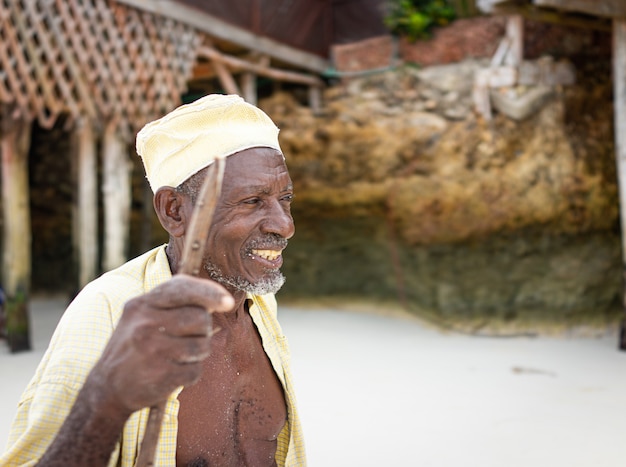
[175,319,286,467]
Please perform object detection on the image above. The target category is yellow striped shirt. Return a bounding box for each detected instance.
[1,245,306,466]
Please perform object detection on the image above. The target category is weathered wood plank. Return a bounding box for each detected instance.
[479,2,612,30]
[613,19,626,349]
[615,20,626,265]
[197,46,324,88]
[308,86,322,114]
[506,15,524,66]
[102,121,131,272]
[477,0,511,14]
[535,0,626,19]
[1,116,32,352]
[115,0,330,73]
[73,119,98,288]
[212,60,241,95]
[241,72,257,105]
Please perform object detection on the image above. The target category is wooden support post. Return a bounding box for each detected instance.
[473,69,493,121]
[0,115,32,352]
[198,46,324,88]
[213,60,241,95]
[505,15,524,66]
[102,121,131,272]
[308,86,322,114]
[476,14,524,120]
[140,179,154,254]
[614,20,626,350]
[490,35,511,68]
[241,55,268,105]
[73,119,98,288]
[241,72,257,105]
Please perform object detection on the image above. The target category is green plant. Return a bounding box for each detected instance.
[384,0,457,41]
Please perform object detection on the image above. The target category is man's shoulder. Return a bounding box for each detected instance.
[75,245,170,308]
[107,244,169,278]
[90,245,168,285]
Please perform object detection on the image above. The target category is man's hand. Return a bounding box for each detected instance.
[36,275,233,466]
[86,275,234,418]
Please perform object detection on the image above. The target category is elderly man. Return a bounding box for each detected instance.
[1,95,306,466]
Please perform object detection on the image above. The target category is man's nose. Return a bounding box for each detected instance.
[261,200,295,239]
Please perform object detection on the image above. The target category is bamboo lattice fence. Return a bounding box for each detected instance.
[0,0,201,138]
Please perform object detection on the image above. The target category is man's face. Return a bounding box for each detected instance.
[201,147,295,295]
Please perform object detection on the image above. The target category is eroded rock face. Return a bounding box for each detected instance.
[262,60,621,326]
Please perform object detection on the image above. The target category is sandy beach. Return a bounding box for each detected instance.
[2,297,626,466]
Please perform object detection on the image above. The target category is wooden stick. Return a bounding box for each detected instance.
[135,157,226,466]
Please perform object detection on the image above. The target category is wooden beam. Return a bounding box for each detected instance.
[212,61,241,95]
[102,121,131,272]
[477,0,511,13]
[240,54,269,105]
[489,14,524,68]
[198,47,324,88]
[73,119,98,288]
[505,15,524,66]
[614,19,626,350]
[1,116,32,352]
[535,0,626,19]
[490,35,511,68]
[308,86,322,114]
[115,0,330,73]
[241,72,257,105]
[482,3,612,31]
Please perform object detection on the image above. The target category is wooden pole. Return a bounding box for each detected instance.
[0,115,32,352]
[140,179,154,254]
[73,119,99,288]
[198,46,324,87]
[241,54,270,105]
[614,20,626,350]
[213,61,241,96]
[102,121,131,272]
[505,15,524,66]
[308,86,322,114]
[241,72,257,105]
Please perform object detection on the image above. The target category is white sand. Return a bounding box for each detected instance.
[2,298,626,466]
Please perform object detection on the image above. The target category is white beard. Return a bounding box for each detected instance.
[203,261,286,295]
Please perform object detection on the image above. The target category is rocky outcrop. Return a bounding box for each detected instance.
[263,58,621,329]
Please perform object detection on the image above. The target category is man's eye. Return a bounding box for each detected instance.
[282,194,294,203]
[243,198,261,205]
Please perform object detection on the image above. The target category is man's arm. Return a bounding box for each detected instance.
[36,275,234,466]
[36,373,130,466]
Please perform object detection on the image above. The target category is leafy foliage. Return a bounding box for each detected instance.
[384,0,457,41]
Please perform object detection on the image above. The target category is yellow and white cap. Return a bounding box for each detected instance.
[136,94,282,192]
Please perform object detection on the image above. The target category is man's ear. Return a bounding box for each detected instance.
[153,187,188,238]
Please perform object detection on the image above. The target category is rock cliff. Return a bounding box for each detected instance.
[263,58,621,330]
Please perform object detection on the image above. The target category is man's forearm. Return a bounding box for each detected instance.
[37,373,131,466]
